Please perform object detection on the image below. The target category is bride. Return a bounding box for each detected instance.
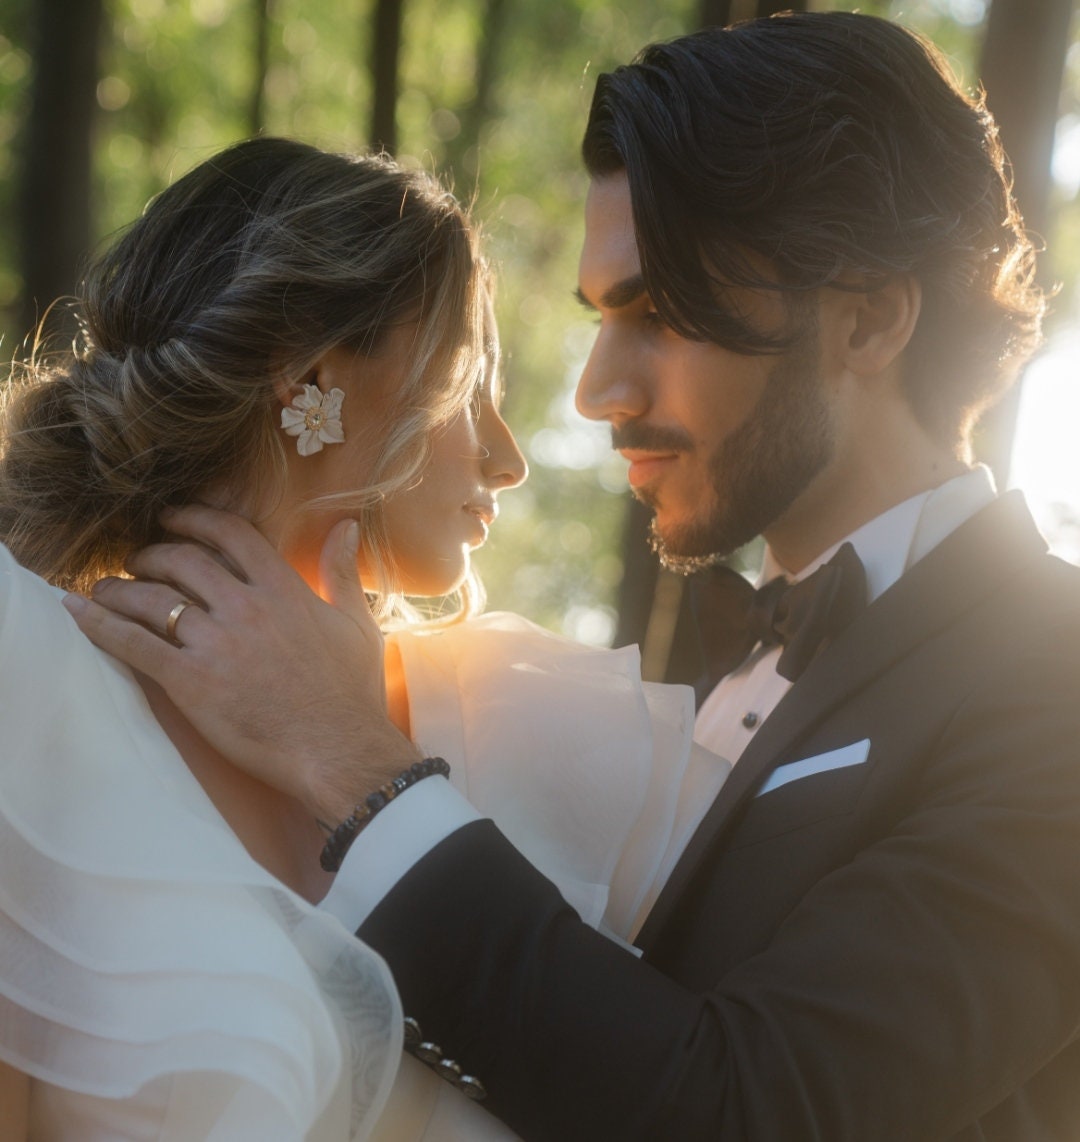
[0,137,719,1139]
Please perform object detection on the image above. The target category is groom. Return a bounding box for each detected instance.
[74,11,1080,1140]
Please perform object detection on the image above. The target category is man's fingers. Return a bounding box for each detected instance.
[90,576,211,644]
[62,593,186,680]
[124,541,245,607]
[318,519,377,629]
[160,505,296,590]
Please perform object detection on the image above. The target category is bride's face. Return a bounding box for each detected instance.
[276,318,527,598]
[379,329,527,596]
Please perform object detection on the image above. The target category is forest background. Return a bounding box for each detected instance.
[1,0,1078,679]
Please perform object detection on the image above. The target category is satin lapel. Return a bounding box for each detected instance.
[637,492,1048,952]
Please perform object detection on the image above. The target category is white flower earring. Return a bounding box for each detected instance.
[281,384,346,456]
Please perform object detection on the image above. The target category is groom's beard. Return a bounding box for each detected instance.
[642,326,834,572]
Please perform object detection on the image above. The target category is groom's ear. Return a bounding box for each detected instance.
[831,273,922,378]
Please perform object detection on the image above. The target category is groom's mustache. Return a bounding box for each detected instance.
[611,424,694,454]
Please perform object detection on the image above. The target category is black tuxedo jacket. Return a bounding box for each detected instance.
[361,493,1080,1141]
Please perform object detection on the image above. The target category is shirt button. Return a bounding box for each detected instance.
[742,711,760,729]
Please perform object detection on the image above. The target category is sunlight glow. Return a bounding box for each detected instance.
[1052,114,1080,197]
[1009,333,1080,565]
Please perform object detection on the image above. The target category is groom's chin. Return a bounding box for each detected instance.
[647,516,738,574]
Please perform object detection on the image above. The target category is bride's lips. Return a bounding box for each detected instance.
[464,501,497,541]
[620,449,680,489]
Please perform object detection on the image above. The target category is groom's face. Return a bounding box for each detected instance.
[575,173,836,563]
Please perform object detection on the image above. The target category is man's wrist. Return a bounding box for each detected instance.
[302,728,423,825]
[319,756,451,872]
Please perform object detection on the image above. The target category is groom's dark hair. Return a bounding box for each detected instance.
[581,11,1045,450]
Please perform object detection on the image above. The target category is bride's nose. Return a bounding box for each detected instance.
[479,404,528,490]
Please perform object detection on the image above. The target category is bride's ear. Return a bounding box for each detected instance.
[272,348,350,411]
[830,274,922,378]
[272,373,313,411]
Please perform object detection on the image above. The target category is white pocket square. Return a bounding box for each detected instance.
[756,739,871,797]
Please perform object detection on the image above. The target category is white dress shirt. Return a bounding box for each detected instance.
[321,467,998,934]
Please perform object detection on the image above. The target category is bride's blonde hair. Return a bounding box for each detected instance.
[0,138,488,619]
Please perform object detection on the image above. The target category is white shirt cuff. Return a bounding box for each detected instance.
[318,776,483,932]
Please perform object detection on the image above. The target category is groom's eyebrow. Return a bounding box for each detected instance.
[574,273,647,312]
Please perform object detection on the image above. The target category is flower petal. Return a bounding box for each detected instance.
[319,421,345,445]
[281,408,306,433]
[296,429,324,456]
[294,384,323,410]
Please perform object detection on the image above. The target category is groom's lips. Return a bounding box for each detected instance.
[620,449,680,489]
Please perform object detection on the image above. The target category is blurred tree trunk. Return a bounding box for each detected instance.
[447,0,509,182]
[973,0,1073,489]
[613,500,661,666]
[370,0,405,153]
[17,0,104,344]
[247,0,271,135]
[613,498,705,685]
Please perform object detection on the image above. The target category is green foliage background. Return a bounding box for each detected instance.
[1,0,1078,639]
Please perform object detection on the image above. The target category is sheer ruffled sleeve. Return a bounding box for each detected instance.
[392,612,727,944]
[0,544,402,1140]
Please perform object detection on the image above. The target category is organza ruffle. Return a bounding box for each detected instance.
[394,611,702,942]
[0,543,401,1140]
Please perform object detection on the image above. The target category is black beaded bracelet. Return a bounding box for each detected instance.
[319,756,451,872]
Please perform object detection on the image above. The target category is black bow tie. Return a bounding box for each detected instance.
[691,541,868,691]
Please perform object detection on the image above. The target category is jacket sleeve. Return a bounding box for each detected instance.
[359,651,1080,1141]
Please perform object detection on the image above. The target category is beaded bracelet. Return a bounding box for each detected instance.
[319,756,451,872]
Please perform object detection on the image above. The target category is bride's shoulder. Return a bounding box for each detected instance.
[0,542,77,647]
[0,542,125,685]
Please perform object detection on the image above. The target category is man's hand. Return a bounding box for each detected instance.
[62,506,419,822]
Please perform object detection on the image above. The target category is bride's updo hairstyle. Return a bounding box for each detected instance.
[0,137,486,611]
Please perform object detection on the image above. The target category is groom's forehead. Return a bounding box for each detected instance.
[577,175,643,299]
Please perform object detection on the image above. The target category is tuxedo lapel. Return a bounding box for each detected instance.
[637,492,1048,952]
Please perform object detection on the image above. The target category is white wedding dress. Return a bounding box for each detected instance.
[0,543,401,1140]
[0,543,723,1140]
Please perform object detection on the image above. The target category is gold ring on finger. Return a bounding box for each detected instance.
[165,599,197,642]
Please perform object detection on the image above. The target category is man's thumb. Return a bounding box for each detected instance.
[319,518,370,617]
